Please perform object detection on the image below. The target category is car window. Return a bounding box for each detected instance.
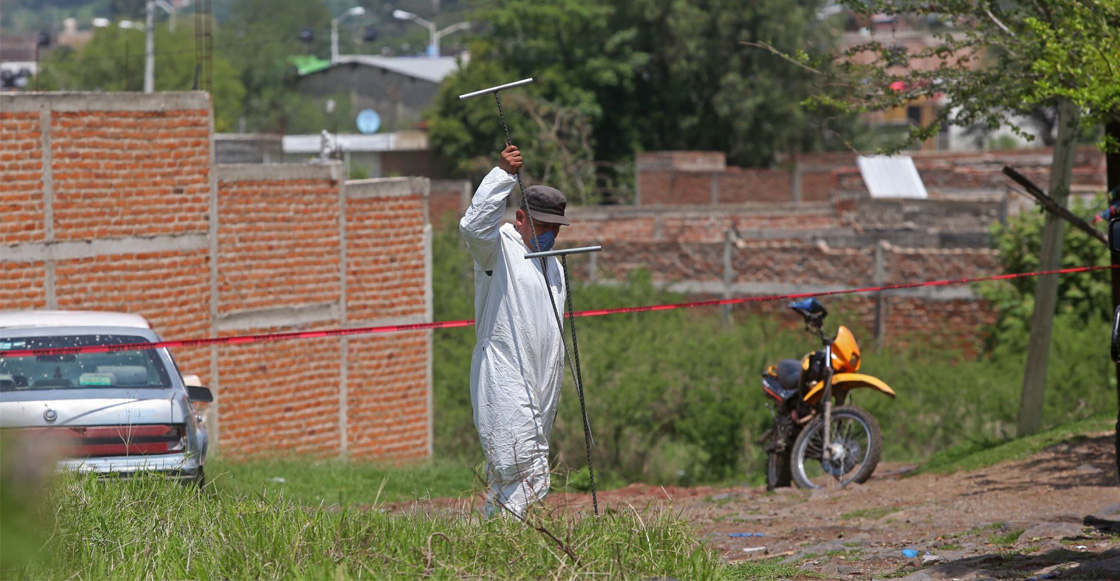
[0,335,172,391]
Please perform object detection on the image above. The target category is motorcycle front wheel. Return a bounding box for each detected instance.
[791,405,882,489]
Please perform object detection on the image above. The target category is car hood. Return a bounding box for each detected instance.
[0,389,182,427]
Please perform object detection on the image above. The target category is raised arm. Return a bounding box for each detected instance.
[459,145,522,271]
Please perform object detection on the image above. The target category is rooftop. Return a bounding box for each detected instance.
[311,55,466,83]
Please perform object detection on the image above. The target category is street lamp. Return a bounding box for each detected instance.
[331,6,366,64]
[392,9,470,58]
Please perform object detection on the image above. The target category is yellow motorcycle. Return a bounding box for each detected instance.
[760,298,896,490]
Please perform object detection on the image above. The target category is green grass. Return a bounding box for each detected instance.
[915,414,1114,476]
[5,472,730,580]
[205,456,481,506]
[840,506,899,521]
[988,527,1025,547]
[724,556,820,579]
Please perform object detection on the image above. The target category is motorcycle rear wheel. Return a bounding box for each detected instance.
[791,405,881,489]
[766,447,792,491]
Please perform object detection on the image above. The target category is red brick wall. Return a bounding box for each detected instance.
[2,95,215,386]
[635,148,1104,207]
[346,332,430,460]
[561,202,1001,353]
[346,190,428,322]
[0,112,44,245]
[1,262,47,310]
[53,251,212,385]
[213,169,433,461]
[563,206,838,244]
[217,331,343,457]
[800,169,837,202]
[50,111,211,240]
[638,170,716,205]
[342,178,432,461]
[718,167,793,203]
[3,93,432,463]
[217,177,341,313]
[427,180,469,229]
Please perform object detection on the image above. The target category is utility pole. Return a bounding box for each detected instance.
[144,0,154,93]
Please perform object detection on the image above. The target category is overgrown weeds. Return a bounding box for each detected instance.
[8,472,726,580]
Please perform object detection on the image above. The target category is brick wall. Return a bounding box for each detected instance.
[343,178,432,461]
[718,167,793,204]
[2,94,215,383]
[635,147,1105,207]
[0,111,43,245]
[1,93,432,462]
[559,199,1002,353]
[427,179,470,229]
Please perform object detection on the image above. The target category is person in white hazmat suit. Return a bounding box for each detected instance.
[459,144,569,518]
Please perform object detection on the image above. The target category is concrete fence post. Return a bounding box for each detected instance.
[722,230,734,326]
[873,241,887,350]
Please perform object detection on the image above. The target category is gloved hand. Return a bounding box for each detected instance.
[499,144,523,175]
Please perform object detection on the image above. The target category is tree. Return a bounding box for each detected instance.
[426,0,856,202]
[794,2,1119,150]
[36,23,246,132]
[796,1,1120,437]
[224,0,331,133]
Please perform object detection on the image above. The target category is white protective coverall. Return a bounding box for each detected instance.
[459,167,566,518]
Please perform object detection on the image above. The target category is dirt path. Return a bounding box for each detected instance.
[547,432,1120,579]
[390,433,1119,579]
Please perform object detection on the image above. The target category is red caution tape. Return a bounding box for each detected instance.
[1,264,1113,358]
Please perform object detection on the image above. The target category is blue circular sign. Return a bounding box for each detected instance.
[356,109,381,134]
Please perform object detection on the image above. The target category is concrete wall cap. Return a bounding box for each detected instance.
[345,177,429,199]
[0,91,210,113]
[216,162,344,182]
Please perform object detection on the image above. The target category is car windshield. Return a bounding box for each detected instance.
[0,335,171,391]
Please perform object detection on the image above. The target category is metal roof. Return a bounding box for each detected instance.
[856,155,929,199]
[0,311,152,330]
[319,55,464,84]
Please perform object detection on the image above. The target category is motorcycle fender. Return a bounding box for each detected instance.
[802,373,896,403]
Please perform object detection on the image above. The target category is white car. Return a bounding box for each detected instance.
[0,311,211,484]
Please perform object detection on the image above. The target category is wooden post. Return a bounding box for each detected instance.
[1016,98,1080,436]
[1107,118,1120,481]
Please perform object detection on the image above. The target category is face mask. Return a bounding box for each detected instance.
[530,229,556,252]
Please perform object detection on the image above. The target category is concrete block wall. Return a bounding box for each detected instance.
[1,93,432,462]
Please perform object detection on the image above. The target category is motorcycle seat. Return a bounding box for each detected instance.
[777,359,802,392]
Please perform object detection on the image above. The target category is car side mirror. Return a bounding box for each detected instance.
[187,385,214,403]
[1111,218,1120,253]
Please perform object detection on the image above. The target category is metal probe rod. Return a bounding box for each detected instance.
[458,78,535,100]
[524,245,602,259]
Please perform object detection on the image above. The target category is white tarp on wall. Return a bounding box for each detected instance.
[857,155,928,199]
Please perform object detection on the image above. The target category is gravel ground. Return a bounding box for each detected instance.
[550,432,1120,579]
[392,432,1119,579]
